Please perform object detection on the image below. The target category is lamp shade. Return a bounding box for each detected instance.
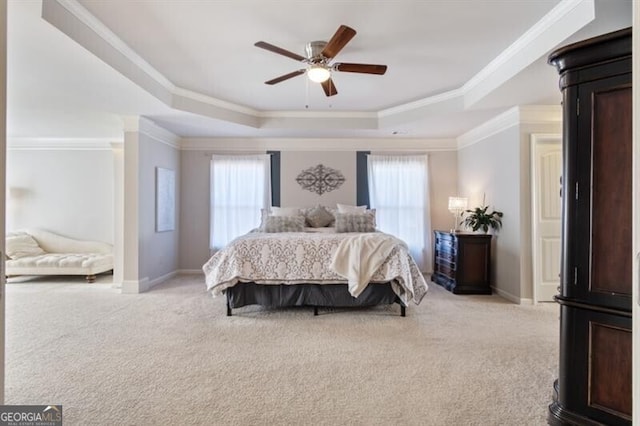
[307,65,331,83]
[448,196,468,212]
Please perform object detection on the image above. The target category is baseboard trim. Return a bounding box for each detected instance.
[147,271,177,290]
[122,278,149,294]
[176,269,203,275]
[121,271,178,294]
[492,286,533,305]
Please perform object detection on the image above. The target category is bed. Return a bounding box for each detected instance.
[202,228,428,316]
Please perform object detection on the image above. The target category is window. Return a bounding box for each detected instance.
[367,154,431,271]
[210,154,271,249]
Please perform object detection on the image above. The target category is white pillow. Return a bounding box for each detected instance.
[270,206,301,217]
[6,232,45,259]
[337,203,367,214]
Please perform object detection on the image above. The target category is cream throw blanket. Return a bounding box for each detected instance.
[329,233,406,298]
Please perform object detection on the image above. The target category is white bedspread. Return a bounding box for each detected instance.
[330,233,407,298]
[202,231,428,305]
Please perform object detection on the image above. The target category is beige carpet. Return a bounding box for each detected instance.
[5,274,558,425]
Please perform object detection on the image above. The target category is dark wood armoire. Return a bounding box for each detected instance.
[547,27,632,425]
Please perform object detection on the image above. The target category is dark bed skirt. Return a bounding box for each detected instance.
[225,282,405,316]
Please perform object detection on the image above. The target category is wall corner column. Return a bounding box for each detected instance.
[121,116,142,293]
[110,142,124,286]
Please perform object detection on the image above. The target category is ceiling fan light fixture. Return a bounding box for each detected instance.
[307,65,331,83]
[255,25,386,96]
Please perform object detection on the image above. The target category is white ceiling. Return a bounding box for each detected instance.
[6,0,633,141]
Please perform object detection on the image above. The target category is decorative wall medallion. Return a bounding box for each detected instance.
[296,164,345,195]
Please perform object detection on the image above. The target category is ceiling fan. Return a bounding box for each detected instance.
[254,25,387,97]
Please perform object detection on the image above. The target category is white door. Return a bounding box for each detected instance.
[531,134,562,303]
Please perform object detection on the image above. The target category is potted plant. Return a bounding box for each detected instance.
[461,205,503,233]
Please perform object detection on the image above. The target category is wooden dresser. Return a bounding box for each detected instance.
[547,27,632,425]
[432,230,492,294]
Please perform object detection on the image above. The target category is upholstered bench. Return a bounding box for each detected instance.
[6,229,114,283]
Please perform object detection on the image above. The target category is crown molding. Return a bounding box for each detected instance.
[463,0,594,107]
[121,116,180,148]
[180,137,456,152]
[259,110,377,119]
[138,117,180,149]
[45,0,590,134]
[8,138,118,150]
[456,107,520,149]
[378,87,464,117]
[456,105,561,149]
[173,87,259,116]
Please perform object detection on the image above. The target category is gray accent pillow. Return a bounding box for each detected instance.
[325,206,338,226]
[305,205,334,228]
[334,212,376,233]
[263,215,306,233]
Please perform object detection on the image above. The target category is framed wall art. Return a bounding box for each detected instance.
[156,167,175,232]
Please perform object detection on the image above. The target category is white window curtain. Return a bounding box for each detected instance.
[210,154,271,249]
[367,154,432,272]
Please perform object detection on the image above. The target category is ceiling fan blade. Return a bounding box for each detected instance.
[321,25,356,59]
[334,63,387,75]
[255,41,306,62]
[265,69,305,85]
[321,78,338,97]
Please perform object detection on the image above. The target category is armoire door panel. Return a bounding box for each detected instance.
[589,321,632,419]
[590,85,632,297]
[572,75,632,311]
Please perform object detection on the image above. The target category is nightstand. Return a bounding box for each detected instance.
[432,230,492,294]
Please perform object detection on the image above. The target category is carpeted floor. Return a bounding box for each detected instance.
[5,274,558,425]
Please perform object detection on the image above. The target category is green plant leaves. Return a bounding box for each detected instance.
[462,205,503,233]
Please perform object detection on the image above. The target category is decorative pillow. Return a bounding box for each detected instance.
[337,203,367,214]
[6,232,46,259]
[263,215,306,233]
[367,208,377,227]
[325,206,338,226]
[270,206,301,217]
[305,205,334,228]
[332,208,376,227]
[258,207,300,230]
[334,213,376,233]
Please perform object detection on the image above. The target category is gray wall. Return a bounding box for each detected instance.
[138,133,180,281]
[458,126,522,299]
[457,119,561,302]
[426,151,458,235]
[179,150,212,271]
[7,148,114,243]
[178,147,458,271]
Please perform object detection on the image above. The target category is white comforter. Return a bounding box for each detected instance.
[330,233,407,298]
[202,231,428,305]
